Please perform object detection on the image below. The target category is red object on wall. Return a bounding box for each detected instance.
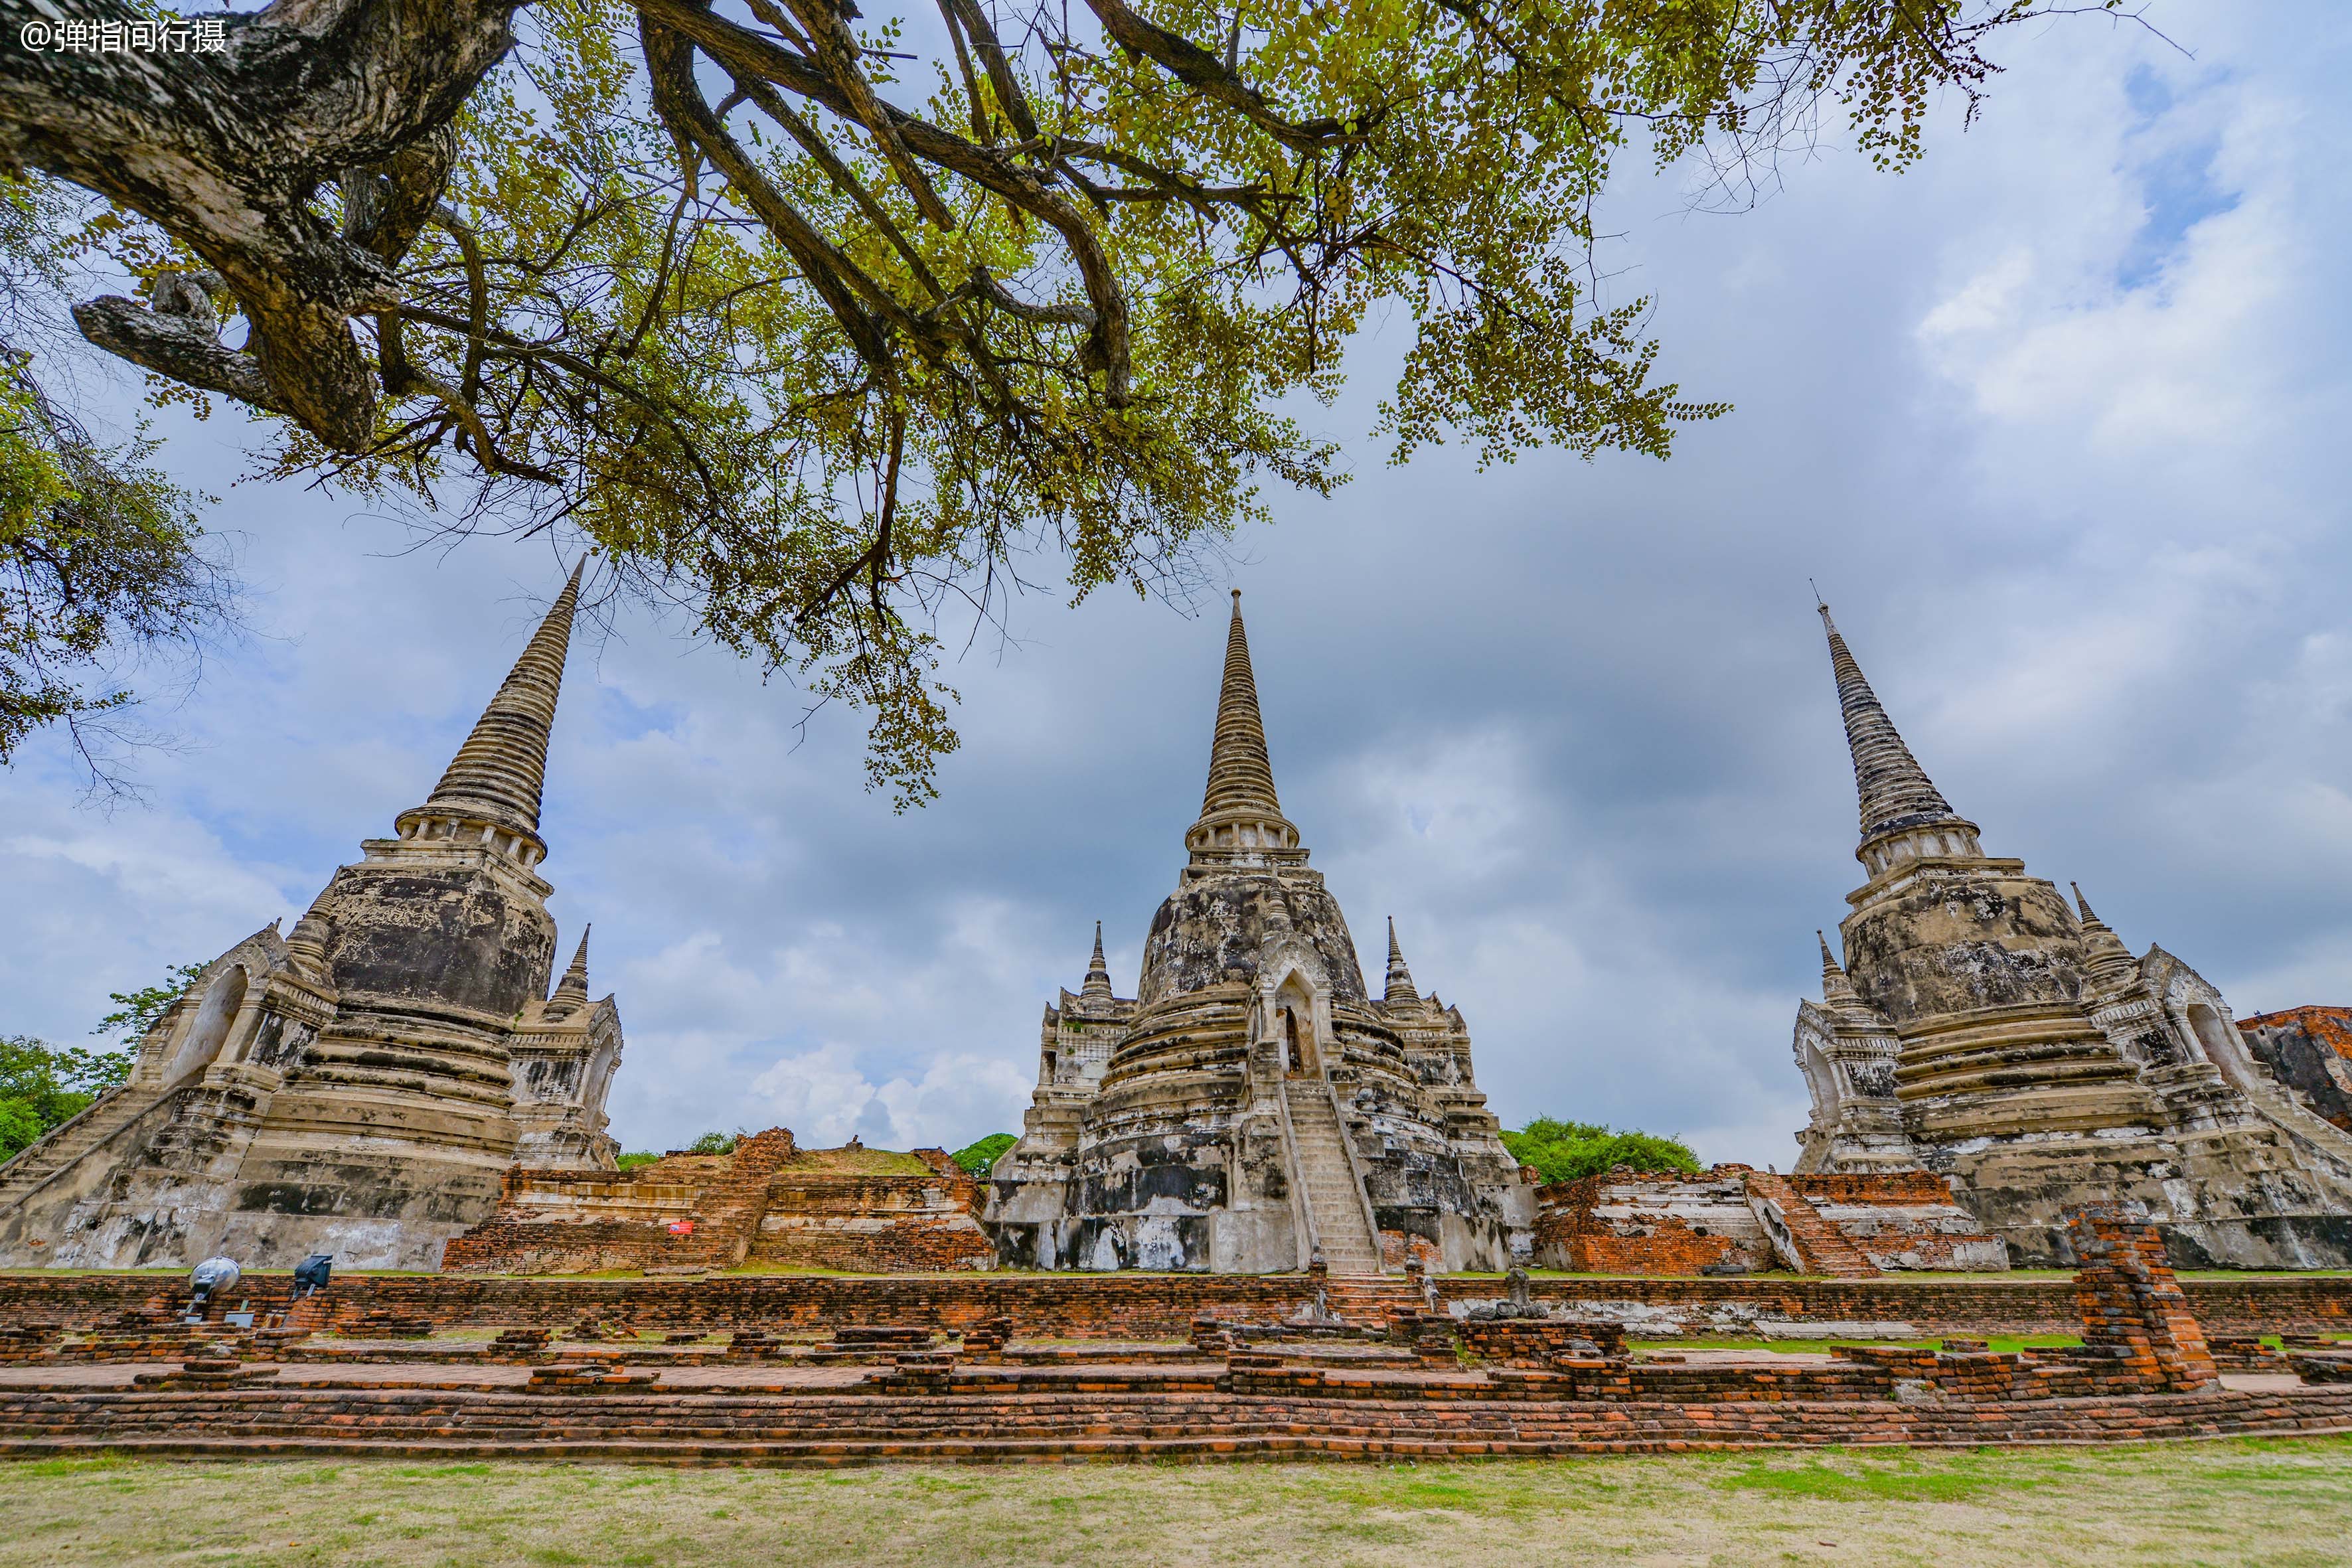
[667,1220,694,1236]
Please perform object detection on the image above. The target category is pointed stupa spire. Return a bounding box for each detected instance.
[1081,920,1114,999]
[1384,917,1421,1005]
[1818,930,1858,1004]
[1184,590,1302,860]
[1816,601,1978,864]
[553,925,591,1004]
[396,559,586,859]
[2071,882,2141,993]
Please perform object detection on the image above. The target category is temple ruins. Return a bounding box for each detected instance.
[984,592,1531,1273]
[1791,604,2352,1265]
[0,564,622,1271]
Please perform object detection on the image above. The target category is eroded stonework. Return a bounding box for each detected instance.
[985,594,1533,1275]
[1791,605,2352,1266]
[0,563,623,1271]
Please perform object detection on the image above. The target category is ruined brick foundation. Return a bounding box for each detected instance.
[442,1131,992,1274]
[1,1221,2347,1464]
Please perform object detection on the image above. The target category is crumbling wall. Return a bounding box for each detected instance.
[443,1133,993,1274]
[1533,1170,1770,1276]
[1533,1166,2003,1276]
[2069,1211,2217,1391]
[2239,1006,2352,1132]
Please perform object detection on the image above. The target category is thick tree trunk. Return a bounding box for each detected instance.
[0,0,522,449]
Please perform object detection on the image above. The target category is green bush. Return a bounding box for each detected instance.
[1499,1116,1701,1185]
[614,1152,662,1170]
[0,1034,132,1136]
[949,1133,1017,1176]
[0,1097,44,1162]
[686,1131,741,1155]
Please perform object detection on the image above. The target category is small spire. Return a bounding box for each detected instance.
[1818,930,1858,1004]
[2070,884,2140,993]
[1383,917,1420,1005]
[1817,602,1974,855]
[398,558,587,855]
[1081,920,1113,999]
[1184,589,1302,860]
[553,924,591,1004]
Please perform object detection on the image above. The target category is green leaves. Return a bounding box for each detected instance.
[3,175,236,789]
[70,0,2061,807]
[949,1131,1017,1174]
[0,1034,135,1155]
[1500,1116,1702,1184]
[92,960,207,1048]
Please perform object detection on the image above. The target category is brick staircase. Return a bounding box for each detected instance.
[1741,1172,1880,1278]
[1318,1276,1424,1328]
[666,1131,800,1268]
[1283,1080,1384,1276]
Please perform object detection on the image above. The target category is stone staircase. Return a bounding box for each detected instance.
[1741,1172,1881,1279]
[0,1081,182,1212]
[1283,1080,1385,1276]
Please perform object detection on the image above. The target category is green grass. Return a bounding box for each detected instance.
[3,1441,2350,1566]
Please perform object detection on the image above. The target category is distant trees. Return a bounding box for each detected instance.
[0,0,2111,803]
[1500,1116,1701,1185]
[0,1034,134,1160]
[950,1131,1016,1176]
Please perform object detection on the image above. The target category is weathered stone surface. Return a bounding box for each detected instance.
[986,595,1531,1275]
[2239,1007,2352,1133]
[1792,606,2352,1266]
[0,563,623,1273]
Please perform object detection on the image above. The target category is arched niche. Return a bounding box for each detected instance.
[1796,1032,1842,1127]
[165,967,247,1082]
[1273,970,1323,1077]
[582,1028,623,1119]
[2184,1000,2258,1096]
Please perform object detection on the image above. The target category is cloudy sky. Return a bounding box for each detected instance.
[7,4,2350,1166]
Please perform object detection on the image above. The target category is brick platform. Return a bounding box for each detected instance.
[5,1221,2349,1466]
[1,1376,2346,1464]
[5,1269,2350,1340]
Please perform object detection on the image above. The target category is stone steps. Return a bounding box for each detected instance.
[0,1083,176,1210]
[1283,1081,1383,1274]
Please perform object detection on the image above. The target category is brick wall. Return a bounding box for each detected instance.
[5,1269,2348,1338]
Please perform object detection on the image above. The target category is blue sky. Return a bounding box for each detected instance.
[6,5,2350,1164]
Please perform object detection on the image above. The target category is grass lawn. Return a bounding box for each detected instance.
[3,1439,2349,1566]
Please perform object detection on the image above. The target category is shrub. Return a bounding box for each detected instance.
[1500,1118,1701,1184]
[949,1133,1017,1176]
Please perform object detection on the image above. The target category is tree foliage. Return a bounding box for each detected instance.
[949,1130,1015,1175]
[91,959,210,1048]
[0,1033,135,1160]
[0,0,2120,801]
[1500,1115,1700,1184]
[1,177,240,794]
